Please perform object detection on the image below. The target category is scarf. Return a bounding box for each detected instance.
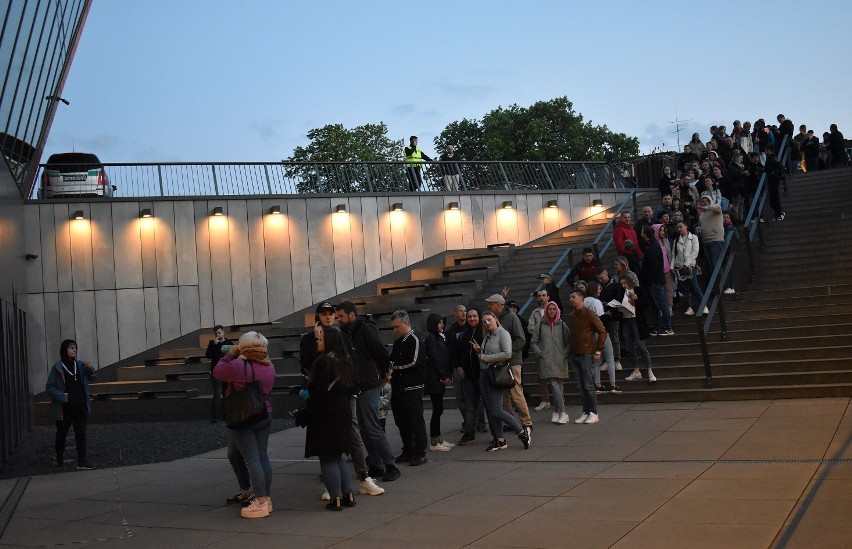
[239,342,272,365]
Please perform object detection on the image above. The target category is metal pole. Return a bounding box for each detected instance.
[157,165,164,196]
[263,164,272,194]
[697,319,713,388]
[211,164,219,195]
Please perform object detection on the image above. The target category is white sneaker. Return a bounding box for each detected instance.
[574,413,589,424]
[600,363,608,371]
[557,412,570,424]
[359,477,385,496]
[551,411,560,423]
[703,307,710,314]
[684,307,695,316]
[321,490,330,501]
[241,498,271,519]
[584,413,600,424]
[615,361,623,371]
[430,442,450,452]
[648,372,657,383]
[724,288,736,295]
[534,401,551,412]
[440,440,455,449]
[625,371,642,381]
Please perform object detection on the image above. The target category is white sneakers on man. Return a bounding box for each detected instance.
[359,477,385,496]
[535,401,551,412]
[557,412,570,424]
[584,413,600,424]
[574,413,589,424]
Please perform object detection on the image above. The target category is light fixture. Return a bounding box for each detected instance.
[447,202,460,211]
[546,200,558,208]
[270,205,281,215]
[502,201,513,209]
[72,210,84,220]
[334,204,347,213]
[390,202,403,212]
[139,208,152,218]
[592,199,603,207]
[212,206,223,216]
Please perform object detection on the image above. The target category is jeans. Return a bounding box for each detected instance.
[55,408,87,464]
[390,388,427,459]
[349,396,368,481]
[703,240,724,291]
[356,385,396,470]
[501,364,532,426]
[461,376,483,436]
[210,377,223,421]
[320,454,353,499]
[546,379,566,414]
[647,283,672,331]
[571,354,597,415]
[604,317,621,365]
[227,430,249,491]
[229,415,272,497]
[677,266,704,309]
[593,334,616,386]
[622,317,652,371]
[479,370,522,440]
[768,178,783,217]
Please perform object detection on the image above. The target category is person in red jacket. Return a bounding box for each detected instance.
[613,212,643,260]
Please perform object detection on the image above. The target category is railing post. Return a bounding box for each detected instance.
[363,164,373,192]
[211,164,219,195]
[263,164,272,194]
[697,319,713,388]
[498,162,511,189]
[157,165,164,196]
[540,162,555,190]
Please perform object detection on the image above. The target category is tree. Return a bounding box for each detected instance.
[284,123,405,193]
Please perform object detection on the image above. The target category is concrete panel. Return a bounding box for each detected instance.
[158,286,181,345]
[515,193,531,245]
[287,199,311,311]
[246,200,269,324]
[173,201,199,286]
[226,201,254,325]
[482,195,500,246]
[419,195,445,259]
[24,293,47,390]
[153,202,178,287]
[331,198,355,296]
[54,204,73,292]
[94,290,119,368]
[178,285,201,335]
[111,202,143,289]
[139,203,158,288]
[72,291,98,367]
[58,292,75,344]
[469,194,486,249]
[193,202,214,325]
[42,293,60,377]
[143,287,161,348]
[401,195,424,265]
[38,204,58,293]
[90,202,116,290]
[116,288,146,359]
[23,205,43,294]
[68,202,95,292]
[361,197,387,283]
[208,203,234,326]
[305,198,336,302]
[261,201,293,321]
[458,194,475,250]
[347,198,367,289]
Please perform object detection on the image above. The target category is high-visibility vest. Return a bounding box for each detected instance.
[405,147,423,168]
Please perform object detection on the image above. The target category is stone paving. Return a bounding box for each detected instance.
[1,398,850,548]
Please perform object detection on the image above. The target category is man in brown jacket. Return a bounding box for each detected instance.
[567,290,607,424]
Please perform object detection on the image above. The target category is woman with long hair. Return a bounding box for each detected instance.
[621,273,657,383]
[214,331,276,519]
[455,308,484,446]
[424,313,454,451]
[304,326,354,511]
[46,339,96,469]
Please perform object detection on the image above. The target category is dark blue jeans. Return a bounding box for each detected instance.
[677,266,704,309]
[356,386,396,470]
[571,354,597,414]
[647,283,672,331]
[229,415,272,497]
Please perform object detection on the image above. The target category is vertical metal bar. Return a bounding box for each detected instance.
[363,163,373,192]
[211,164,219,195]
[263,164,272,194]
[697,318,713,387]
[157,164,164,196]
[498,162,511,189]
[541,163,554,190]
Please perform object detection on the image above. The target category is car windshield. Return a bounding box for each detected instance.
[45,153,102,172]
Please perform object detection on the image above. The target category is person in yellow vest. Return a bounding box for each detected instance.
[403,136,433,191]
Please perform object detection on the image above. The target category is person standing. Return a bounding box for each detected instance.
[829,124,848,168]
[567,290,607,424]
[388,310,428,466]
[403,135,433,191]
[46,339,96,470]
[614,211,642,260]
[537,272,564,312]
[214,331,275,519]
[485,294,532,431]
[801,130,821,172]
[763,145,785,221]
[439,144,461,191]
[424,313,454,452]
[671,221,707,316]
[639,225,674,336]
[528,301,571,424]
[335,301,401,482]
[528,289,556,411]
[206,325,233,423]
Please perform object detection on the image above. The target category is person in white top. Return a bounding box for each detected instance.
[584,282,621,394]
[672,221,707,316]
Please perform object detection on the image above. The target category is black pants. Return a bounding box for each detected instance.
[405,167,423,191]
[390,387,427,458]
[210,376,224,421]
[429,389,445,438]
[55,407,87,464]
[768,178,783,217]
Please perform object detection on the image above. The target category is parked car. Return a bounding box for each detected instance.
[39,152,115,198]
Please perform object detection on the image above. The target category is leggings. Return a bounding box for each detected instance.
[320,454,353,499]
[55,408,87,464]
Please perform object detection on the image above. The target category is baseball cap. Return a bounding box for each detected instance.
[315,302,335,314]
[537,273,552,280]
[485,294,505,305]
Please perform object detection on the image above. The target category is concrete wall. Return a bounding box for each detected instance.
[20,190,629,391]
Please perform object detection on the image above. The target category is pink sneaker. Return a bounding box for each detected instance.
[240,498,270,519]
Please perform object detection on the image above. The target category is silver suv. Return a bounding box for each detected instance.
[39,152,115,198]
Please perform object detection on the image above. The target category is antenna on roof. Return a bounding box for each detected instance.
[668,115,692,150]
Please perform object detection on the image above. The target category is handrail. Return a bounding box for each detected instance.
[694,135,790,385]
[517,189,638,316]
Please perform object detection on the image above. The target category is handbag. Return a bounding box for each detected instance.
[224,359,269,430]
[486,361,516,390]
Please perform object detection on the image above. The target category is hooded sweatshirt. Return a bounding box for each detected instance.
[653,223,672,273]
[529,302,571,380]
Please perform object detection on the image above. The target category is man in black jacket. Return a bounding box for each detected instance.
[388,310,428,466]
[596,267,624,370]
[640,226,674,336]
[336,301,401,482]
[764,145,785,221]
[205,325,233,423]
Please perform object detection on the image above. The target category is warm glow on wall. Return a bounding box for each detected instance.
[208,213,229,234]
[332,209,351,232]
[496,207,517,226]
[68,218,91,239]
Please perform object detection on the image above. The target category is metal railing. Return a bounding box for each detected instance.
[0,296,30,464]
[694,135,790,386]
[518,190,638,316]
[28,158,656,199]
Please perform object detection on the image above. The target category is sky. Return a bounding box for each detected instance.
[43,0,852,163]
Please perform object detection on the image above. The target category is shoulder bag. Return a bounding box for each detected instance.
[486,360,515,390]
[224,359,269,430]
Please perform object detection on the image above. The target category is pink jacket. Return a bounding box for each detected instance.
[213,354,276,412]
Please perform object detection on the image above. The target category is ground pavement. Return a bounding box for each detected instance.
[1,397,850,548]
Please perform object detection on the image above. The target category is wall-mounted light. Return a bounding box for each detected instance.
[447,202,460,211]
[546,200,558,208]
[334,204,347,213]
[72,210,84,220]
[502,201,513,209]
[592,199,603,207]
[390,203,403,212]
[270,205,281,215]
[212,206,224,216]
[139,208,152,218]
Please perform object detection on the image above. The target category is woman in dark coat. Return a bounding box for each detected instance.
[45,339,96,469]
[424,313,453,451]
[304,326,353,511]
[454,308,485,446]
